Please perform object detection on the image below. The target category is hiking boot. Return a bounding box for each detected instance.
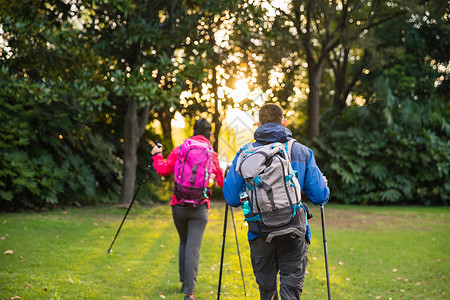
[183,295,194,300]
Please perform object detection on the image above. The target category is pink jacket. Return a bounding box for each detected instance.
[152,135,224,208]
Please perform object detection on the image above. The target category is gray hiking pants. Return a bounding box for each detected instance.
[172,204,208,295]
[249,236,309,300]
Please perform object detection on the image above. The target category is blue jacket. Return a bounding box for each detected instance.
[223,123,330,241]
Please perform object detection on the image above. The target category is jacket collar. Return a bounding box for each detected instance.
[190,134,211,144]
[254,123,292,144]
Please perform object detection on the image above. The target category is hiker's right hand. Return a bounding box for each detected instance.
[151,145,162,156]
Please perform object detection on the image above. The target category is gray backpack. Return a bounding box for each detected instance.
[236,139,307,243]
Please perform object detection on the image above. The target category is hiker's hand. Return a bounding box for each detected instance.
[151,145,162,156]
[323,174,328,184]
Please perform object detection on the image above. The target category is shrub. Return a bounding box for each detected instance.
[315,79,449,205]
[0,69,120,210]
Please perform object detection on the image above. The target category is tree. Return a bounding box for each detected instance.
[0,1,119,208]
[83,0,238,204]
[168,1,245,152]
[1,0,247,207]
[314,3,449,205]
[241,0,408,139]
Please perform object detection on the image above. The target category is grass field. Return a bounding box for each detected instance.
[1,202,449,299]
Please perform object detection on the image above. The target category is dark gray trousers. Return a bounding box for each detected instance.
[172,204,208,295]
[249,236,309,300]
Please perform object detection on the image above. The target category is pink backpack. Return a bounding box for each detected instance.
[174,138,214,206]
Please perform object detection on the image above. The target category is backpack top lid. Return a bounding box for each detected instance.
[236,139,296,180]
[237,142,285,179]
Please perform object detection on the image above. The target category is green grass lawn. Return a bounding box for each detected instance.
[1,202,449,299]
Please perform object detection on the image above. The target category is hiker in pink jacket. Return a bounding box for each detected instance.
[152,119,223,300]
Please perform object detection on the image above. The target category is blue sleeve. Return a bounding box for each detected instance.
[303,149,330,205]
[223,153,245,208]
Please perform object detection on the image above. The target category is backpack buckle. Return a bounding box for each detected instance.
[254,176,263,187]
[285,174,294,182]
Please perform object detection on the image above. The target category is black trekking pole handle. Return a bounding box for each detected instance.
[107,162,153,254]
[321,205,332,299]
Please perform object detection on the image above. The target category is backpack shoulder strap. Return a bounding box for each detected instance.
[241,142,254,151]
[285,139,296,161]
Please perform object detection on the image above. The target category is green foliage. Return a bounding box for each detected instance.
[314,10,449,206]
[315,80,449,205]
[2,0,448,209]
[0,0,124,208]
[0,69,120,209]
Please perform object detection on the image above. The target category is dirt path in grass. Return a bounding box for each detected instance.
[306,205,449,231]
[102,200,449,233]
[308,209,399,231]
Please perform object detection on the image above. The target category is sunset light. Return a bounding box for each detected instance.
[230,78,250,102]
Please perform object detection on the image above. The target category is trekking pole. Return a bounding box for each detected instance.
[107,163,151,254]
[107,142,161,254]
[321,205,332,300]
[230,206,247,297]
[217,202,229,300]
[217,164,232,300]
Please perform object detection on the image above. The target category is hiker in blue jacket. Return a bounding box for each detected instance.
[223,103,329,300]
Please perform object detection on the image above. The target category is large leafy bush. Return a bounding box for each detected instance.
[314,14,449,206]
[0,69,121,209]
[315,78,449,205]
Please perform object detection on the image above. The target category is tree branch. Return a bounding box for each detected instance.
[327,54,336,74]
[325,1,337,41]
[301,1,316,64]
[359,11,408,33]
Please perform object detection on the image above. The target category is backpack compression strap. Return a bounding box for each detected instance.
[253,176,275,211]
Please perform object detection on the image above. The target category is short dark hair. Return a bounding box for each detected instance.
[193,118,212,139]
[259,103,283,125]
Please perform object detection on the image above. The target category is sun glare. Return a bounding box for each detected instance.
[230,79,250,102]
[171,111,185,128]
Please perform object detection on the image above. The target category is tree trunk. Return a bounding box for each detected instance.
[307,62,325,140]
[334,70,347,111]
[333,48,349,111]
[118,100,139,204]
[159,107,174,148]
[118,101,150,205]
[334,48,366,111]
[213,121,222,152]
[300,0,330,141]
[211,67,222,152]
